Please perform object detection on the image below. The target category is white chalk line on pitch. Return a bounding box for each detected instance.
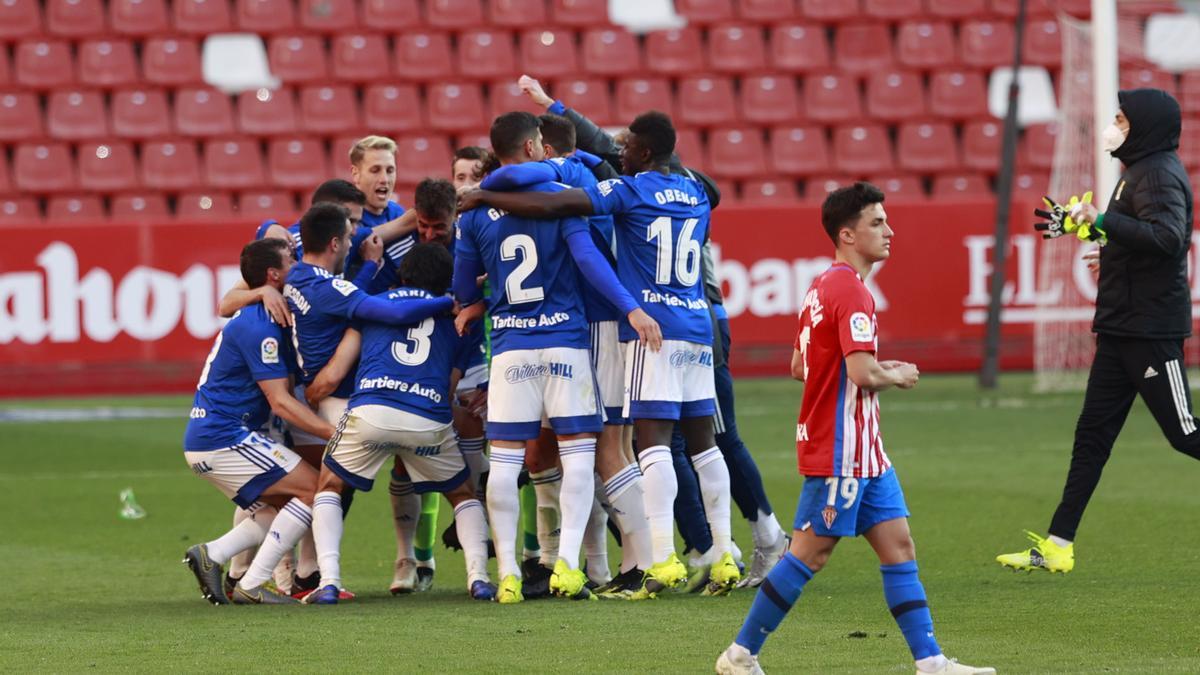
[0,408,183,423]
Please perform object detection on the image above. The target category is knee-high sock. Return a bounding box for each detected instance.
[312,491,344,589]
[638,445,678,563]
[521,483,540,560]
[488,447,525,580]
[226,506,259,577]
[389,475,419,562]
[206,503,273,565]
[671,431,711,555]
[454,498,491,586]
[605,463,652,572]
[555,439,596,570]
[460,436,488,497]
[415,492,439,567]
[584,472,611,583]
[735,553,814,655]
[691,446,732,557]
[241,499,313,590]
[530,467,563,567]
[881,560,942,661]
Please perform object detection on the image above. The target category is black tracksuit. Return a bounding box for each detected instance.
[1049,88,1200,540]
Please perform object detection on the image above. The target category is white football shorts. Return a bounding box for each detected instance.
[590,321,627,425]
[183,431,301,508]
[289,393,346,447]
[323,404,468,494]
[487,346,603,440]
[623,339,717,420]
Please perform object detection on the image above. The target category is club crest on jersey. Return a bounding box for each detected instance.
[849,312,873,342]
[822,506,838,529]
[331,279,357,296]
[597,178,622,196]
[260,337,279,364]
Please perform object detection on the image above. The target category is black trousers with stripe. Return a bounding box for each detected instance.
[1049,334,1200,541]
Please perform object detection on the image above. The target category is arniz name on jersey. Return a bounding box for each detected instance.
[641,290,709,310]
[358,376,443,403]
[492,312,571,329]
[284,284,311,315]
[653,189,699,206]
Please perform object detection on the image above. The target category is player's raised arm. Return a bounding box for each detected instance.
[258,376,336,440]
[218,279,291,326]
[844,351,918,392]
[460,185,593,219]
[480,161,558,191]
[563,222,663,351]
[306,328,361,407]
[371,208,417,245]
[352,293,453,326]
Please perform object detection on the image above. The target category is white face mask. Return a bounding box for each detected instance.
[1102,123,1128,153]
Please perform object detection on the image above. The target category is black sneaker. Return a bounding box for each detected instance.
[521,558,552,599]
[222,572,240,600]
[182,544,230,605]
[415,566,435,592]
[291,570,320,599]
[596,567,645,598]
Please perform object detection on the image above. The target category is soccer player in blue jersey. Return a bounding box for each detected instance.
[454,111,662,603]
[460,111,741,597]
[344,135,419,293]
[182,238,335,605]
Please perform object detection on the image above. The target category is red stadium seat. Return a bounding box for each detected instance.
[802,175,853,202]
[363,83,424,133]
[427,0,485,29]
[769,23,831,73]
[112,193,169,220]
[110,0,169,35]
[1012,170,1050,202]
[79,40,138,88]
[804,72,862,123]
[235,0,296,32]
[673,128,705,170]
[238,190,297,218]
[768,125,828,176]
[489,0,547,28]
[709,24,768,74]
[581,28,641,77]
[896,121,959,172]
[927,0,985,19]
[488,79,547,120]
[740,178,799,204]
[0,152,10,194]
[928,69,988,120]
[47,0,106,37]
[47,90,110,140]
[520,29,579,79]
[553,78,615,126]
[175,87,236,137]
[871,174,925,202]
[615,77,675,122]
[740,74,801,124]
[0,46,9,86]
[834,23,893,76]
[268,137,331,189]
[989,0,1058,17]
[645,27,705,76]
[332,34,391,83]
[173,0,232,34]
[678,75,738,127]
[1023,18,1062,69]
[832,124,893,175]
[862,0,919,19]
[48,195,106,222]
[1121,66,1177,95]
[1019,122,1058,170]
[737,0,794,22]
[298,0,358,32]
[15,143,77,194]
[237,87,298,136]
[362,0,421,29]
[453,130,492,152]
[0,0,41,41]
[142,140,202,190]
[0,93,45,142]
[178,191,235,220]
[1183,119,1200,169]
[1182,71,1200,116]
[78,141,139,192]
[800,0,857,22]
[960,21,1014,69]
[0,198,42,223]
[300,85,362,135]
[458,30,517,80]
[143,37,203,86]
[932,172,991,199]
[962,119,1001,172]
[204,138,266,189]
[707,127,768,178]
[394,135,453,184]
[268,35,330,84]
[394,32,454,82]
[865,70,926,123]
[550,0,609,28]
[426,82,488,132]
[112,88,171,139]
[676,0,734,24]
[16,40,75,90]
[896,21,956,70]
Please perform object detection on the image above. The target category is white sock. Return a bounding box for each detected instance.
[312,491,344,589]
[296,530,318,578]
[555,439,596,570]
[691,446,732,557]
[530,467,562,567]
[584,474,611,583]
[459,436,488,498]
[750,509,783,548]
[638,445,678,563]
[241,499,312,589]
[487,447,525,580]
[605,463,652,572]
[205,504,272,565]
[389,476,419,562]
[1047,535,1072,548]
[916,654,949,673]
[271,547,295,593]
[454,498,491,586]
[227,506,257,578]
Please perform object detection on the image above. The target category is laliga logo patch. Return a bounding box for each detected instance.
[822,505,838,529]
[849,312,873,342]
[597,178,622,196]
[260,337,279,364]
[331,278,358,297]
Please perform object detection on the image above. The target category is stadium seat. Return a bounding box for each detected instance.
[1012,170,1050,202]
[110,0,169,35]
[871,174,925,202]
[235,0,297,32]
[0,152,10,194]
[79,40,138,88]
[834,23,893,76]
[204,138,266,189]
[15,40,75,90]
[961,119,1002,172]
[800,0,857,22]
[927,0,985,19]
[238,190,297,218]
[520,29,579,79]
[0,0,42,41]
[268,137,331,189]
[48,195,106,222]
[268,35,330,83]
[832,124,893,175]
[988,66,1057,125]
[237,87,298,136]
[929,70,988,120]
[645,28,705,76]
[458,30,517,80]
[707,127,768,178]
[768,125,828,176]
[1023,18,1062,69]
[488,79,548,120]
[581,28,641,76]
[932,172,991,199]
[739,74,801,124]
[112,193,169,220]
[676,0,733,24]
[896,121,959,173]
[1019,122,1058,170]
[709,24,768,74]
[47,0,106,37]
[141,140,202,190]
[0,46,10,86]
[862,0,919,20]
[769,23,831,73]
[426,82,488,132]
[427,0,485,29]
[802,175,853,202]
[362,0,420,29]
[174,0,232,34]
[0,198,42,223]
[737,0,794,22]
[1121,66,1177,96]
[175,87,236,137]
[453,130,492,152]
[740,178,799,205]
[332,34,392,83]
[490,0,548,28]
[177,191,236,220]
[615,78,676,122]
[1181,71,1200,115]
[78,141,139,192]
[394,135,454,184]
[15,143,77,194]
[298,0,358,32]
[112,89,171,139]
[960,21,1014,69]
[865,70,926,123]
[363,83,425,132]
[804,72,862,123]
[47,90,110,140]
[550,0,610,28]
[896,21,956,70]
[678,76,738,127]
[553,78,615,125]
[143,38,203,86]
[0,93,45,142]
[1184,119,1200,168]
[673,128,705,170]
[394,32,455,82]
[300,85,362,135]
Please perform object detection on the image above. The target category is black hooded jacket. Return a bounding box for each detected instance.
[1094,88,1195,339]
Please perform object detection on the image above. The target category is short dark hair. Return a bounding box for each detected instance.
[300,202,351,254]
[454,146,500,177]
[399,243,453,296]
[240,238,289,288]
[539,113,576,155]
[490,111,542,160]
[311,179,366,207]
[628,111,676,163]
[414,178,457,218]
[821,181,886,245]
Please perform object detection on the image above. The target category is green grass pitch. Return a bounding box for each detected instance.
[2,374,1198,673]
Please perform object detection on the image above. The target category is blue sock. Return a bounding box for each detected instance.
[734,552,814,655]
[881,560,941,660]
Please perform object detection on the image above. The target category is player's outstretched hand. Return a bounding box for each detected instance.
[628,308,663,352]
[891,362,919,389]
[518,75,554,109]
[464,387,488,418]
[458,188,485,212]
[1082,248,1100,275]
[360,232,384,264]
[455,301,486,336]
[261,285,291,327]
